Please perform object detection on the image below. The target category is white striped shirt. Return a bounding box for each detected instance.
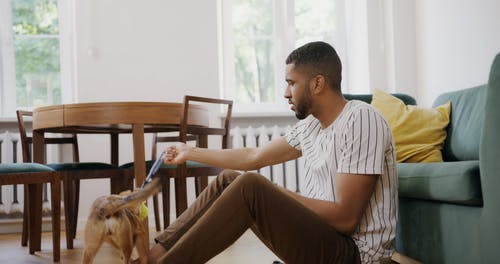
[284,100,398,263]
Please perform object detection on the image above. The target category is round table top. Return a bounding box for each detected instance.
[32,101,209,131]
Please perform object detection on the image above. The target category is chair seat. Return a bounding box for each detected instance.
[397,160,482,205]
[47,162,119,171]
[120,160,210,170]
[0,162,60,261]
[0,163,55,173]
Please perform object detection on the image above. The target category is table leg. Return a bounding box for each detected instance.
[132,124,146,187]
[32,130,45,164]
[132,124,149,240]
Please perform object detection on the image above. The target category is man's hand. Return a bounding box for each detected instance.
[164,143,191,164]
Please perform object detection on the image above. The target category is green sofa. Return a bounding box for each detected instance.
[344,53,500,263]
[395,53,500,263]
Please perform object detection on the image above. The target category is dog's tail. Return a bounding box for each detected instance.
[105,177,162,217]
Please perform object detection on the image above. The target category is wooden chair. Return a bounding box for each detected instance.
[16,110,133,249]
[0,163,61,261]
[151,95,233,229]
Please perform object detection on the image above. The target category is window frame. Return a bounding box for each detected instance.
[218,0,349,115]
[0,0,76,118]
[219,0,293,114]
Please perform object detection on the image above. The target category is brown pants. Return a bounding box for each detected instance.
[155,170,360,264]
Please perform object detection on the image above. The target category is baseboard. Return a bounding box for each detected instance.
[0,210,175,235]
[0,217,66,234]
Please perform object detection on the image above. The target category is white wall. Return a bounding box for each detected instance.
[362,0,499,106]
[72,0,221,224]
[414,0,500,106]
[74,0,220,161]
[75,0,220,103]
[388,0,418,97]
[343,0,370,94]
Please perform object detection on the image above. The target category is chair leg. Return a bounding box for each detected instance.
[126,171,134,191]
[195,177,201,197]
[174,177,187,217]
[112,171,134,194]
[194,176,209,197]
[50,178,61,262]
[110,176,118,194]
[153,194,161,231]
[62,177,73,249]
[110,172,134,194]
[161,178,170,229]
[71,179,80,239]
[28,183,43,254]
[21,184,29,247]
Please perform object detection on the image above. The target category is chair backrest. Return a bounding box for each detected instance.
[16,110,80,163]
[181,95,233,149]
[151,96,233,159]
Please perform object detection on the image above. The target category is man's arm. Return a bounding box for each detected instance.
[164,137,301,171]
[285,173,378,235]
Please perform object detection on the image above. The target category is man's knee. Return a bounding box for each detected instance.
[234,172,269,193]
[216,170,267,192]
[216,169,241,187]
[234,172,272,209]
[238,172,264,184]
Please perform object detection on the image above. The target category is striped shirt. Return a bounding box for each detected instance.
[284,100,398,263]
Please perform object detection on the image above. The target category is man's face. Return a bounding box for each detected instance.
[284,63,312,120]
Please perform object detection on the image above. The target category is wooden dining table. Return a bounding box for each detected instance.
[30,101,209,250]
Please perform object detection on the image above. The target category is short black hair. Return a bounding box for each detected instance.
[285,41,342,92]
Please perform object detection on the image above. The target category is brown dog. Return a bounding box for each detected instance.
[82,178,161,264]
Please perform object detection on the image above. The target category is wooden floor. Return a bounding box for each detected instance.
[0,229,279,263]
[0,230,423,264]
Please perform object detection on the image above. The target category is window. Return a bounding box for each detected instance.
[0,0,74,117]
[219,0,341,113]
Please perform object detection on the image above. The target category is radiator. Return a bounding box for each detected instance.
[0,131,52,220]
[230,125,304,193]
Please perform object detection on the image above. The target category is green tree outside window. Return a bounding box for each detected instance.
[12,0,61,108]
[230,0,335,105]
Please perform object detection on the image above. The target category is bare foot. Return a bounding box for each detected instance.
[147,244,168,263]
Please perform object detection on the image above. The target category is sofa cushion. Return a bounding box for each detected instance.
[433,85,487,161]
[397,160,482,206]
[372,89,451,162]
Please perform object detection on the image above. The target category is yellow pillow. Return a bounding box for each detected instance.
[371,89,451,163]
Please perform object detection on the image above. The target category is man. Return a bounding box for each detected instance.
[148,41,397,263]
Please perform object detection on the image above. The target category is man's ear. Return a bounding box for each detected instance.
[311,75,326,94]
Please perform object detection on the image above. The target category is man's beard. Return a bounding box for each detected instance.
[295,84,312,120]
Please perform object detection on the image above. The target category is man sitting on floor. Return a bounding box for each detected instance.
[147,41,398,264]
